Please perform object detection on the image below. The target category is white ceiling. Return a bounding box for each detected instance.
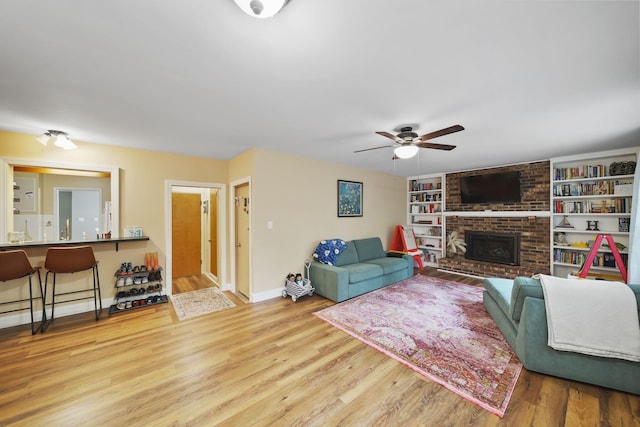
[0,1,638,176]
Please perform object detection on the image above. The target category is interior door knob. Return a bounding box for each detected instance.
[235,242,242,247]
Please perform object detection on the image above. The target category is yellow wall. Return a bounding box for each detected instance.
[0,130,406,324]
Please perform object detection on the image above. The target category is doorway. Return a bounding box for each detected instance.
[232,179,251,300]
[53,187,102,240]
[165,181,226,297]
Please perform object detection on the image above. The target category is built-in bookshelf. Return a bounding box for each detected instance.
[407,173,445,267]
[550,148,638,280]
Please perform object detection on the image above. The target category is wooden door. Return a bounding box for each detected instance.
[209,190,218,277]
[172,193,201,278]
[235,183,250,298]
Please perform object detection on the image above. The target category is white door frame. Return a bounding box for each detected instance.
[230,177,252,300]
[165,180,226,296]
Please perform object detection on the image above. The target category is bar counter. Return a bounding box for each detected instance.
[0,236,149,252]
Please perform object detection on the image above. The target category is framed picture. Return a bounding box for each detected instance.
[124,226,143,238]
[14,177,36,213]
[337,180,363,217]
[618,217,630,232]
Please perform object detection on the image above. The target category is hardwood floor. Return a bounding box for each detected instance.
[0,269,638,426]
[172,274,220,294]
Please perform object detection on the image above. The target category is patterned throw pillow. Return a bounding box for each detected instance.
[312,239,348,265]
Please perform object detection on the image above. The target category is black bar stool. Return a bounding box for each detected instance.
[43,246,102,331]
[0,250,45,334]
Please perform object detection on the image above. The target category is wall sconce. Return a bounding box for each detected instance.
[233,0,289,18]
[36,130,78,150]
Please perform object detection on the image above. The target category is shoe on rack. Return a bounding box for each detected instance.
[117,276,126,287]
[125,276,134,286]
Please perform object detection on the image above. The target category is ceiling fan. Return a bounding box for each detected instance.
[355,124,464,159]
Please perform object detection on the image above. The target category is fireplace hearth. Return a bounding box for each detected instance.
[465,232,520,266]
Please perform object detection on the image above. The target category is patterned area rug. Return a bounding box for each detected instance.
[171,287,235,320]
[314,275,522,417]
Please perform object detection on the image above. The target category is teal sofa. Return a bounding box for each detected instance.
[309,237,414,302]
[483,276,640,395]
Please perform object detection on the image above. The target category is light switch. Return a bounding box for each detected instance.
[267,220,273,229]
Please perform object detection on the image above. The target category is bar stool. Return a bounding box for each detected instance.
[0,250,45,335]
[43,246,102,331]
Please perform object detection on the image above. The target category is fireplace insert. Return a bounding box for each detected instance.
[465,231,520,266]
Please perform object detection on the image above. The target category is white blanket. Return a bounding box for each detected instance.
[539,274,640,362]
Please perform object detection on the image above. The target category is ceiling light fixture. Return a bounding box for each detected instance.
[394,144,419,159]
[233,0,289,18]
[36,130,78,150]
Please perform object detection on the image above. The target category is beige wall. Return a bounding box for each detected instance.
[1,130,405,324]
[250,148,407,296]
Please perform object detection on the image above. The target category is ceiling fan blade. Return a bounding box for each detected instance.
[417,125,464,142]
[354,145,394,153]
[376,131,401,142]
[415,142,457,151]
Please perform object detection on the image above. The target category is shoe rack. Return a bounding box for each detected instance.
[109,252,168,314]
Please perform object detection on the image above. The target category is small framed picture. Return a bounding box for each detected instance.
[337,180,363,217]
[124,226,143,238]
[618,217,630,232]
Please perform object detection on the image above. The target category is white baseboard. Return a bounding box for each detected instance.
[0,298,113,330]
[252,287,285,303]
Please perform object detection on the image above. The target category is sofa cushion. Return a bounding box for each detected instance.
[341,263,383,284]
[335,241,359,266]
[510,276,544,321]
[483,278,514,317]
[353,237,386,262]
[364,257,408,275]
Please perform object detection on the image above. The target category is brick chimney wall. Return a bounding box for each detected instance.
[438,161,551,279]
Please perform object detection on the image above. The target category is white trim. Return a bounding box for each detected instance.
[436,268,485,280]
[0,298,113,330]
[1,157,119,240]
[444,211,551,218]
[165,180,227,297]
[252,287,285,303]
[550,147,640,164]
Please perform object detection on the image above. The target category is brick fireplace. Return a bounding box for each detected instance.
[438,161,551,279]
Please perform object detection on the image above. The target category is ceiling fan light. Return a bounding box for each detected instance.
[233,0,288,18]
[394,145,419,159]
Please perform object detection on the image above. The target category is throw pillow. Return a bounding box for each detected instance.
[312,239,347,266]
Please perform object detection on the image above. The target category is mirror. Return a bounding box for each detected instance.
[1,158,119,243]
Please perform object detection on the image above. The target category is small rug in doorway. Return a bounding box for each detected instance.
[171,287,235,320]
[313,275,522,417]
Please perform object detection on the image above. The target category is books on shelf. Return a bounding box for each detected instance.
[553,164,607,180]
[553,198,631,214]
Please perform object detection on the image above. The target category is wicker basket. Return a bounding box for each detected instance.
[609,161,636,176]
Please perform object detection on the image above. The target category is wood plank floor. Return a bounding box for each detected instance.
[0,269,638,426]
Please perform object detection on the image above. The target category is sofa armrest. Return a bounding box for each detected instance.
[309,262,350,302]
[510,276,544,322]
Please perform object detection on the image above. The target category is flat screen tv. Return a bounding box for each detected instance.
[460,171,521,204]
